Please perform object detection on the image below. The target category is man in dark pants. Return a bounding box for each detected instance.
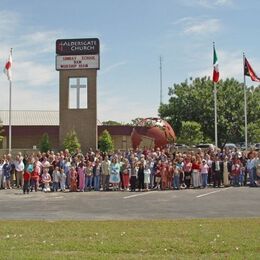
[137,162,145,191]
[212,156,223,188]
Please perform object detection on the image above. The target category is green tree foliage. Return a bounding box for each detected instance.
[98,130,114,153]
[130,118,145,126]
[0,119,4,142]
[159,77,260,145]
[63,129,81,154]
[39,133,51,153]
[0,120,4,149]
[247,120,260,143]
[177,121,204,145]
[102,120,122,126]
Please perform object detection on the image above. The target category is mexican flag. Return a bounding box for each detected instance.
[213,45,219,83]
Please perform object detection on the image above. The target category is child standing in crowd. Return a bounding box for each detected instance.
[144,163,151,191]
[59,168,67,192]
[85,161,94,191]
[173,163,180,190]
[42,167,51,192]
[31,165,40,192]
[77,163,86,192]
[52,166,60,192]
[231,157,241,187]
[93,159,102,191]
[23,170,31,194]
[200,159,209,188]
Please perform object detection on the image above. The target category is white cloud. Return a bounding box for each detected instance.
[13,61,57,87]
[186,19,220,34]
[174,17,221,35]
[215,0,233,6]
[0,10,19,35]
[179,0,233,8]
[18,31,60,54]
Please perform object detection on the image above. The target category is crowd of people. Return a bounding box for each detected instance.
[0,147,259,194]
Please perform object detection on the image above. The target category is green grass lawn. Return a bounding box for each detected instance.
[0,219,259,259]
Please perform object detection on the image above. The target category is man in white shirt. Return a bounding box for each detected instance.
[14,155,25,188]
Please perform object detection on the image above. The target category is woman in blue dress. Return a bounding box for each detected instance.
[109,157,120,191]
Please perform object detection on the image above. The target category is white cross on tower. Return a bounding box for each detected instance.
[70,78,86,109]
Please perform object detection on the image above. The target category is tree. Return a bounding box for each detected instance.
[177,121,204,145]
[63,129,81,154]
[39,133,51,153]
[159,77,260,146]
[247,120,260,144]
[0,119,4,148]
[98,130,114,153]
[102,120,122,126]
[130,118,145,126]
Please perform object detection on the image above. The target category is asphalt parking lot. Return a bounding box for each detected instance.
[0,187,259,220]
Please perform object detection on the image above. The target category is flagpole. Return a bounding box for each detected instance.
[8,79,12,153]
[214,81,218,148]
[243,53,248,150]
[8,48,12,154]
[159,56,163,105]
[213,42,218,148]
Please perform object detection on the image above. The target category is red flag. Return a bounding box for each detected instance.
[4,49,12,81]
[244,57,260,82]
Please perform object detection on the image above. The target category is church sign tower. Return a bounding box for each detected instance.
[56,38,100,151]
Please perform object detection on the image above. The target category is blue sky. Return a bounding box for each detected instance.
[0,0,260,123]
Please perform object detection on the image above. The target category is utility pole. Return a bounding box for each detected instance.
[160,56,163,105]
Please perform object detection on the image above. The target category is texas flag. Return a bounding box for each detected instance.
[4,49,12,81]
[244,56,260,82]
